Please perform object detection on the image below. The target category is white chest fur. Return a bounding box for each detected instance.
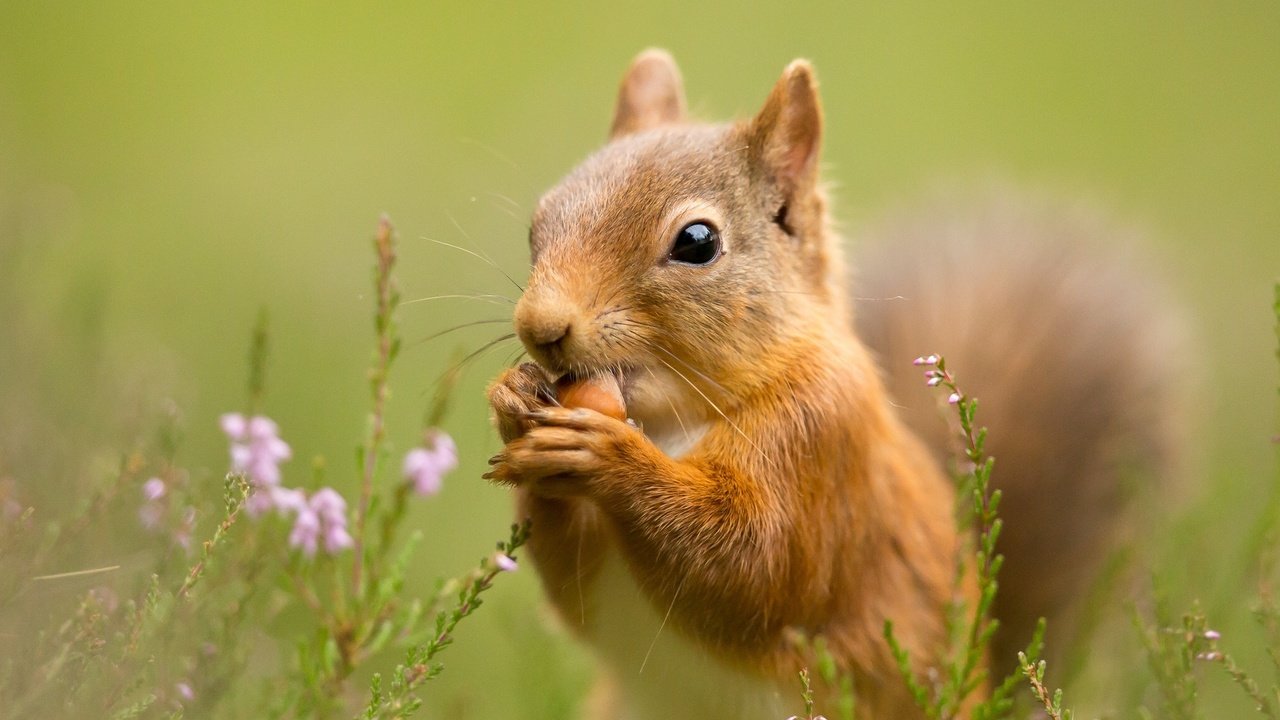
[586,552,789,720]
[577,420,789,720]
[647,421,709,461]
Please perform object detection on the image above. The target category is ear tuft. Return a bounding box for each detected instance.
[750,59,823,191]
[610,49,687,139]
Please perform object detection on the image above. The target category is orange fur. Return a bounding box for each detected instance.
[485,50,1179,718]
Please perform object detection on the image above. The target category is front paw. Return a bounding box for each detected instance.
[484,407,648,498]
[487,362,555,443]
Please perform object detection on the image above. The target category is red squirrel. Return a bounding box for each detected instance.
[485,49,1181,719]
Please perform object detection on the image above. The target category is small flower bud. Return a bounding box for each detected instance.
[220,413,293,515]
[219,413,247,440]
[142,478,166,501]
[947,392,961,404]
[287,487,354,557]
[288,507,320,557]
[403,430,458,497]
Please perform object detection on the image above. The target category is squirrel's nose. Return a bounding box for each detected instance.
[524,319,570,350]
[514,293,576,364]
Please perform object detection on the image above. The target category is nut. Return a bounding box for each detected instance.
[555,374,626,421]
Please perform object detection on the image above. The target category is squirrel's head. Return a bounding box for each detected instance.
[516,50,847,429]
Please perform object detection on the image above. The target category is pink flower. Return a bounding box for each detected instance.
[912,354,939,366]
[142,477,166,501]
[175,682,195,701]
[220,413,246,438]
[288,505,321,556]
[492,552,517,572]
[269,486,308,515]
[138,478,195,549]
[402,431,458,497]
[139,503,164,529]
[1204,629,1221,640]
[139,478,167,529]
[323,522,354,554]
[220,413,293,516]
[287,487,353,557]
[174,506,197,549]
[947,392,962,405]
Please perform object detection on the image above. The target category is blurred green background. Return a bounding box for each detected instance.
[1,2,1277,717]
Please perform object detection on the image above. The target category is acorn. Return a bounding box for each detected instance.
[555,373,627,421]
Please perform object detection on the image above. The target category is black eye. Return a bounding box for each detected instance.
[668,221,721,265]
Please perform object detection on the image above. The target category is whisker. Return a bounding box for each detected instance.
[401,293,516,307]
[576,521,586,627]
[644,365,690,442]
[458,136,521,171]
[486,199,527,224]
[597,285,626,313]
[747,289,905,301]
[431,333,519,392]
[605,323,767,463]
[486,191,524,212]
[747,290,821,298]
[646,341,735,401]
[597,304,634,319]
[651,354,773,468]
[411,318,512,347]
[427,237,525,293]
[608,326,653,356]
[502,346,529,369]
[639,576,684,675]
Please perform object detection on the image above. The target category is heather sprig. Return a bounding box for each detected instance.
[886,354,1024,720]
[1192,629,1277,720]
[1019,651,1074,720]
[0,215,522,719]
[983,618,1046,720]
[353,214,402,598]
[175,472,250,601]
[360,520,530,720]
[1132,601,1208,720]
[274,217,504,713]
[787,631,856,720]
[785,668,827,720]
[1132,283,1280,720]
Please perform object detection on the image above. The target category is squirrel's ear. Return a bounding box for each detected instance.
[749,60,823,191]
[609,49,687,139]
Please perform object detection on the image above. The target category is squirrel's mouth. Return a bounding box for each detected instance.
[554,366,634,402]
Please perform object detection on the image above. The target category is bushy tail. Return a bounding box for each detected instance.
[851,187,1186,669]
